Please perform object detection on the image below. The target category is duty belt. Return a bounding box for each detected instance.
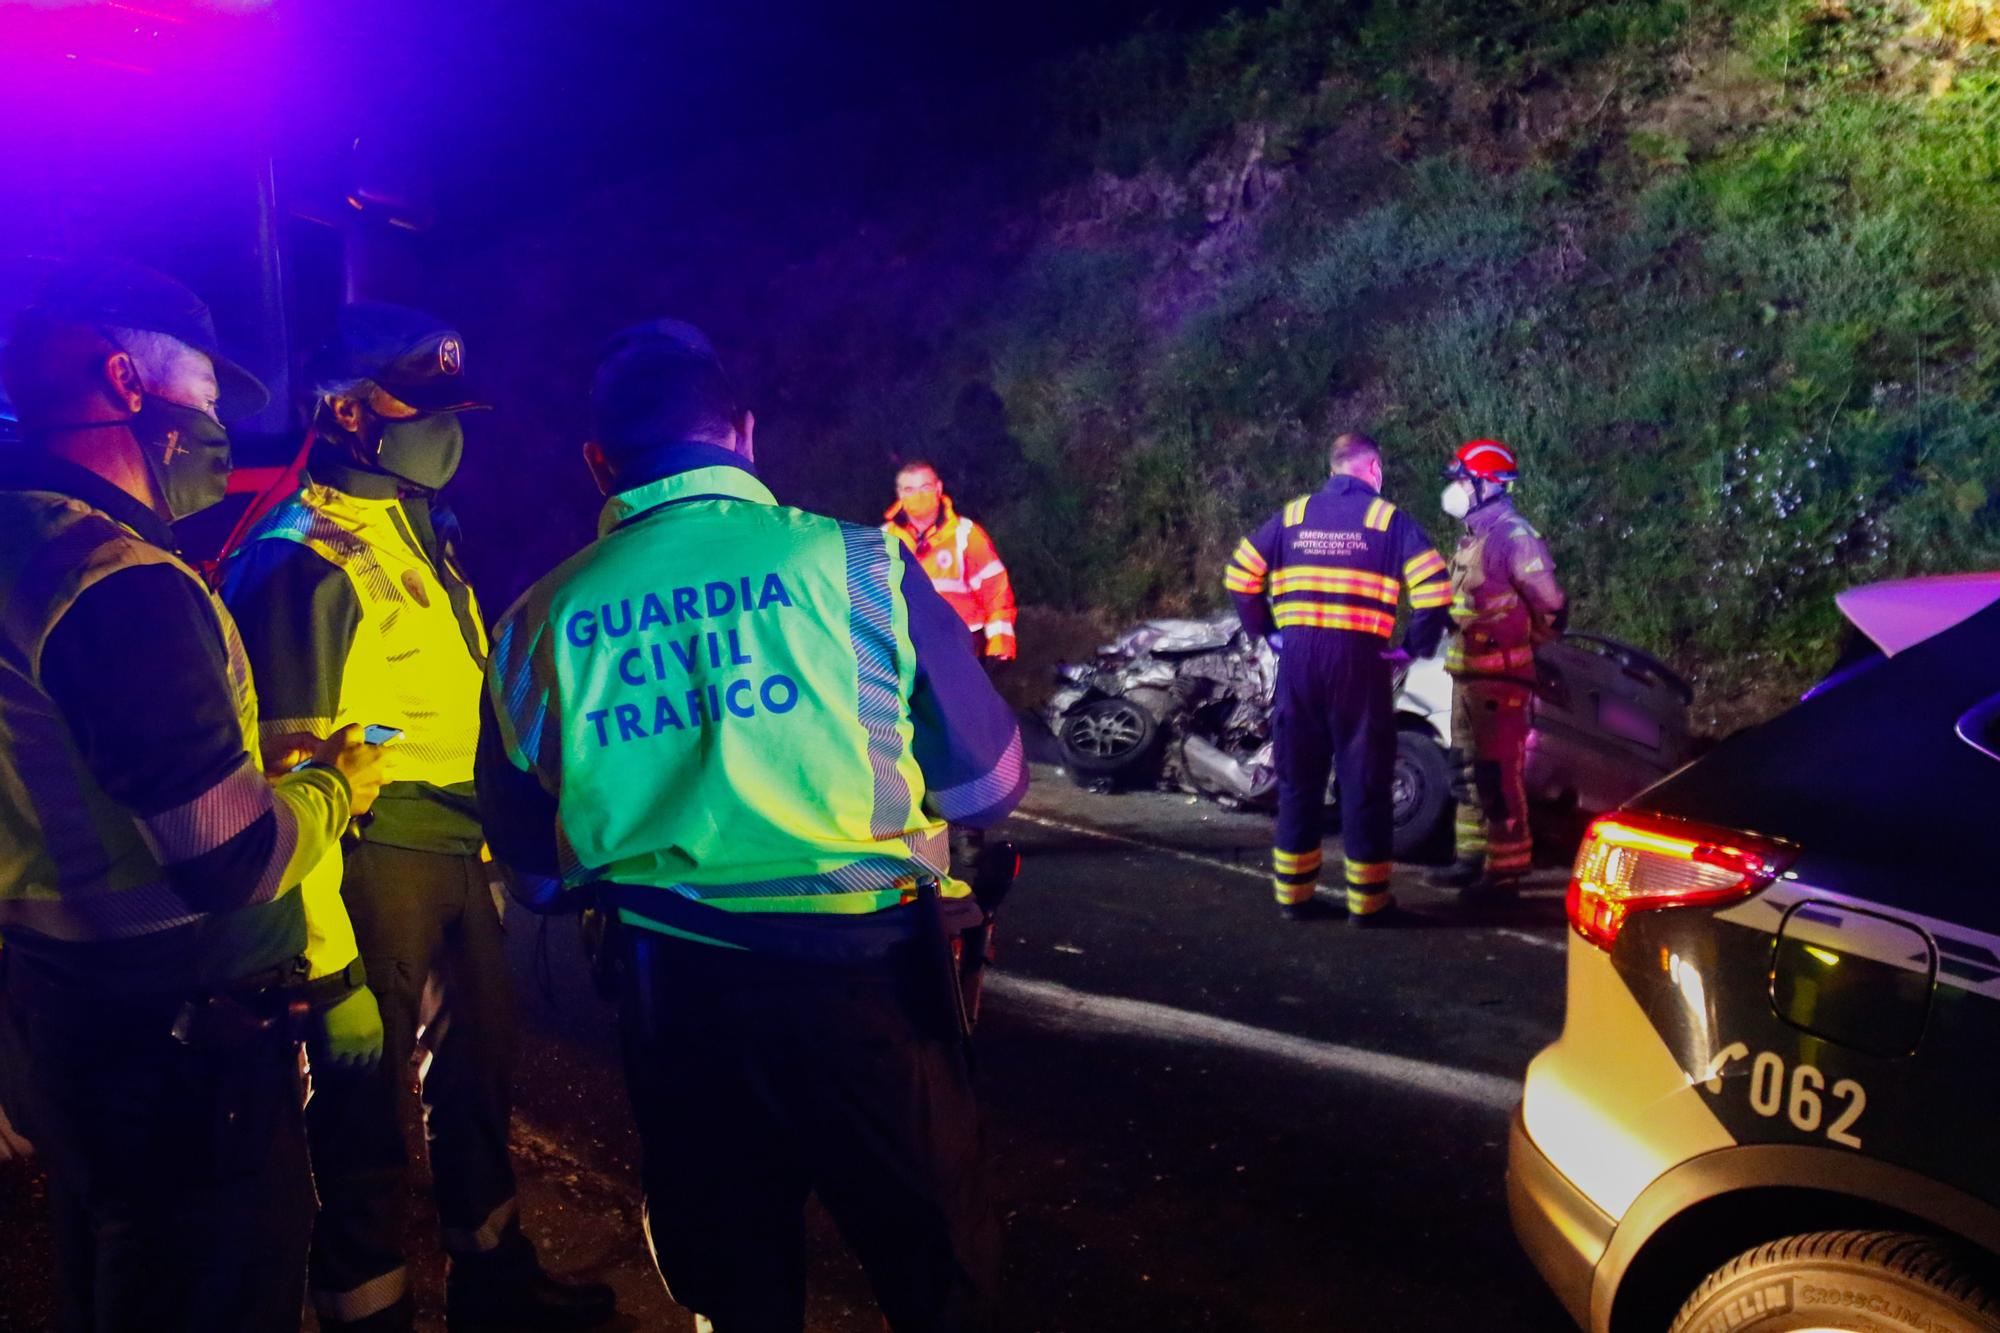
[593,880,976,967]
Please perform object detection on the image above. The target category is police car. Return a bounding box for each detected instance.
[1509,574,2000,1331]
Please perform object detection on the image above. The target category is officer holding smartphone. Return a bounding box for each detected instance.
[220,306,613,1332]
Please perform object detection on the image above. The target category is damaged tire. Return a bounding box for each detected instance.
[1058,697,1162,780]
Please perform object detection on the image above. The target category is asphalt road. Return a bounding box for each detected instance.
[0,765,1578,1331]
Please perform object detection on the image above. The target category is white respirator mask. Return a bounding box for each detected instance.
[1440,480,1474,520]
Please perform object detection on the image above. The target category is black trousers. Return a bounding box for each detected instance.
[1271,630,1397,906]
[0,949,314,1333]
[305,842,521,1327]
[616,924,998,1333]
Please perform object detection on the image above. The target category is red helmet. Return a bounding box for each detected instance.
[1447,438,1519,484]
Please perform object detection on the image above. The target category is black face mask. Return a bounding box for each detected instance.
[133,396,233,520]
[372,412,463,492]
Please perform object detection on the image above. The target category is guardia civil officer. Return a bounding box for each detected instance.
[478,320,1027,1331]
[220,305,615,1332]
[1225,433,1453,921]
[1427,439,1567,898]
[0,260,388,1330]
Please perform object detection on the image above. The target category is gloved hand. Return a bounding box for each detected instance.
[1380,646,1413,667]
[311,984,385,1074]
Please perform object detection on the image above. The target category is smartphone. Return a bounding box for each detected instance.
[363,725,405,745]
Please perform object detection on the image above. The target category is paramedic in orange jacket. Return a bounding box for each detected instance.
[884,461,1017,662]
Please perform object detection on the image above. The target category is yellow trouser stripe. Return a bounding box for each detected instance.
[1346,887,1394,915]
[1344,860,1393,886]
[1274,880,1317,906]
[1272,848,1323,872]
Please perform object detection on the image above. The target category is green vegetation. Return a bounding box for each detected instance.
[892,0,2000,725]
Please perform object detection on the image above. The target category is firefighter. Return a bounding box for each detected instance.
[885,460,1017,663]
[219,305,615,1332]
[0,259,389,1330]
[1226,433,1452,922]
[1428,439,1567,898]
[478,320,1026,1331]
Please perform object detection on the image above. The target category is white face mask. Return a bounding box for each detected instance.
[1441,480,1473,520]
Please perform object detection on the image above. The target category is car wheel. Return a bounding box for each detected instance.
[1669,1231,2000,1333]
[1388,730,1452,861]
[1058,698,1162,779]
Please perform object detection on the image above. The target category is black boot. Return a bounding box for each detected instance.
[1427,857,1483,889]
[1458,871,1523,906]
[446,1231,617,1331]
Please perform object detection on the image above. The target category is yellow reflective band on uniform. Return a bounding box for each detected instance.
[1269,567,1399,604]
[1272,847,1323,873]
[1403,550,1447,585]
[1446,643,1535,672]
[1283,497,1309,527]
[1225,567,1266,596]
[1344,859,1393,886]
[1364,498,1396,532]
[1273,604,1396,637]
[1409,582,1452,609]
[1231,539,1268,576]
[1346,887,1394,915]
[1273,880,1317,906]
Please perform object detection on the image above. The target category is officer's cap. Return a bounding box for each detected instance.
[19,258,270,421]
[305,302,487,414]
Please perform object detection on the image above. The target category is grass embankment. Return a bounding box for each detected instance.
[899,0,2000,727]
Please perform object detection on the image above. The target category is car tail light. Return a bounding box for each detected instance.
[1566,811,1795,950]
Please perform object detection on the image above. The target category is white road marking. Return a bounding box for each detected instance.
[1010,809,1567,906]
[984,973,1522,1112]
[1494,928,1567,954]
[1011,811,1269,882]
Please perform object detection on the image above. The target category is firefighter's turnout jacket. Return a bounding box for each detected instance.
[1446,497,1565,679]
[884,494,1016,660]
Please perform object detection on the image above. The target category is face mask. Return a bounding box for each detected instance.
[373,412,464,491]
[1441,480,1473,520]
[900,488,942,524]
[134,396,232,520]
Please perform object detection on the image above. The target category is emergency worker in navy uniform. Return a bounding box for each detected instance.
[221,306,615,1332]
[1226,433,1453,922]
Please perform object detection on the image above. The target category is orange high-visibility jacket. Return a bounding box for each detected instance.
[884,494,1017,659]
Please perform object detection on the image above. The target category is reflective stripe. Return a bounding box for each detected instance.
[1344,860,1393,887]
[929,577,969,593]
[1269,567,1400,604]
[0,883,202,942]
[983,621,1015,639]
[314,1266,410,1322]
[1346,887,1394,915]
[1283,497,1309,527]
[1409,581,1452,609]
[443,1196,518,1254]
[843,528,916,842]
[1271,847,1322,873]
[1403,550,1447,584]
[1446,643,1535,672]
[1273,880,1317,906]
[1273,604,1396,637]
[1364,498,1396,533]
[968,560,1006,588]
[136,757,270,866]
[1224,569,1265,595]
[929,729,1024,821]
[1231,539,1268,576]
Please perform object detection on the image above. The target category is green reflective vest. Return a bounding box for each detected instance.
[0,486,355,987]
[488,465,964,926]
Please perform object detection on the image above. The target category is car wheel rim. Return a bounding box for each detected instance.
[1066,706,1146,759]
